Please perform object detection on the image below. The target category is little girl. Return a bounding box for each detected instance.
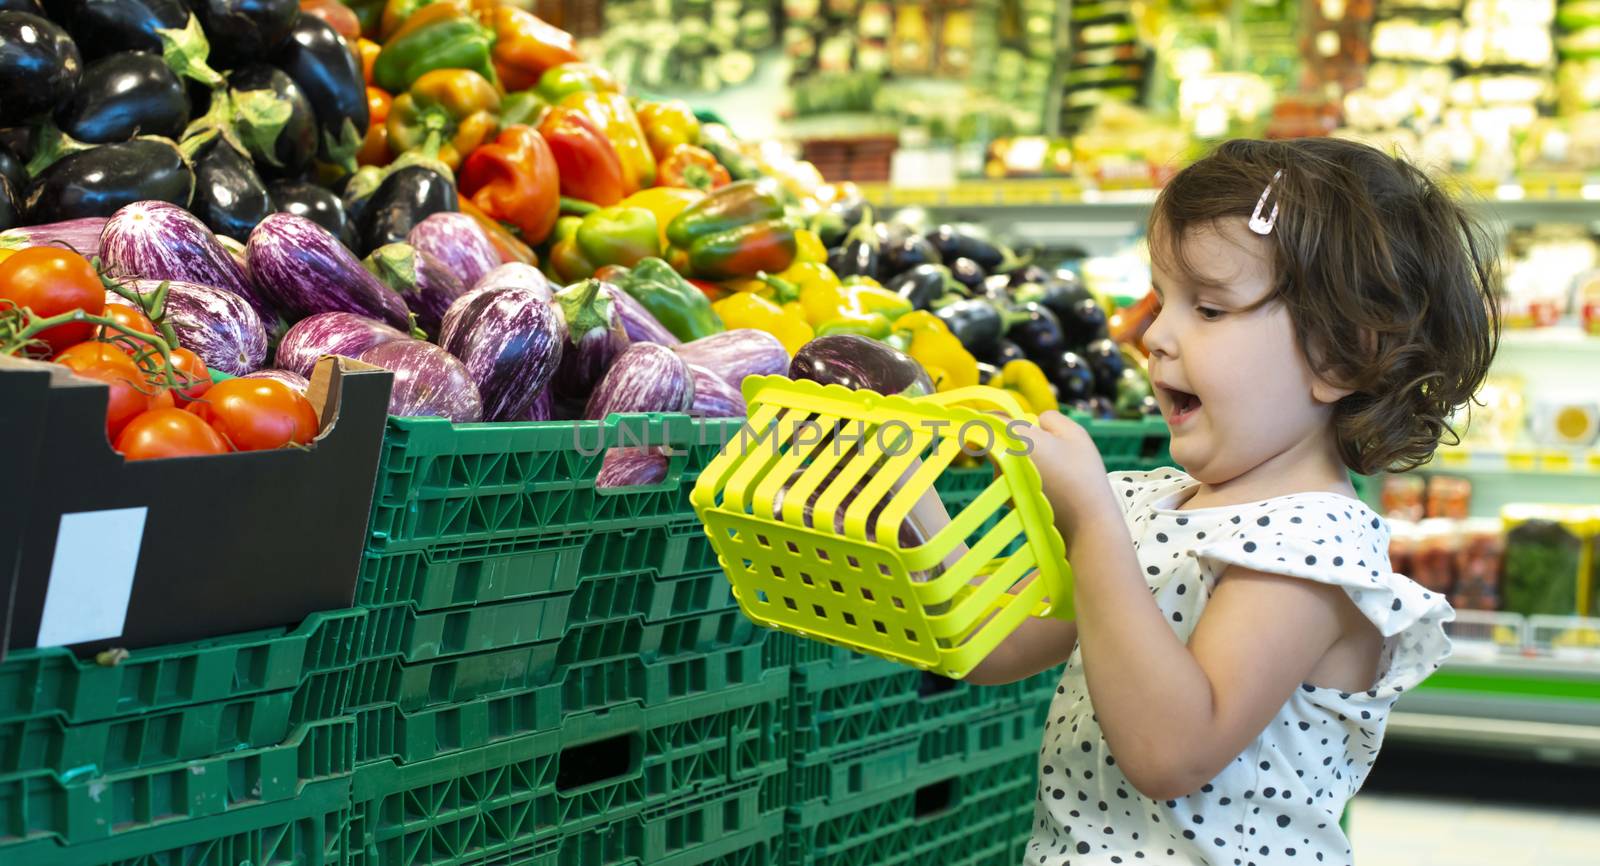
[969,138,1500,865]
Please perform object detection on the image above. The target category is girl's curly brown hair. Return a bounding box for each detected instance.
[1150,138,1501,475]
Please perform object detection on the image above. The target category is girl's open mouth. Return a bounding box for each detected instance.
[1161,386,1202,425]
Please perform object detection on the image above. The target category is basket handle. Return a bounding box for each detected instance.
[917,386,1036,424]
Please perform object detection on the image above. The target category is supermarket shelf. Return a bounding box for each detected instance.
[1393,655,1600,762]
[1427,446,1600,477]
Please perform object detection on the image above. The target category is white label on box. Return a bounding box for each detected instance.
[37,507,147,647]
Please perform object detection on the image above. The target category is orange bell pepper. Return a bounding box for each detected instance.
[357,87,392,166]
[357,38,381,85]
[657,144,731,191]
[385,68,501,171]
[559,91,656,194]
[459,125,561,246]
[636,100,700,160]
[488,5,582,93]
[300,0,360,41]
[537,107,627,207]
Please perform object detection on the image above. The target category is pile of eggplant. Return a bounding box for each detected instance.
[816,204,1157,419]
[0,0,369,244]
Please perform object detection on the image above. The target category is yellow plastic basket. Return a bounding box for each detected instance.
[690,376,1071,678]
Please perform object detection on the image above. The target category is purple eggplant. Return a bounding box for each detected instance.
[517,385,556,421]
[99,200,274,324]
[595,447,669,489]
[407,212,498,291]
[674,329,788,390]
[113,278,268,375]
[362,242,467,338]
[0,215,106,255]
[687,363,746,418]
[584,342,693,420]
[471,261,552,301]
[790,334,934,397]
[274,310,408,378]
[550,279,628,401]
[242,368,309,393]
[356,338,483,422]
[246,212,410,330]
[605,282,679,346]
[438,284,566,422]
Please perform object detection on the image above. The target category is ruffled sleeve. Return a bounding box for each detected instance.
[1192,496,1455,695]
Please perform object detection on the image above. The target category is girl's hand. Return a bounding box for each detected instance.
[1021,410,1121,549]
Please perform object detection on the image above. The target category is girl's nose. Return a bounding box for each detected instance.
[1143,299,1177,359]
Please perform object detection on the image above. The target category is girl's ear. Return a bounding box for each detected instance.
[1312,377,1355,406]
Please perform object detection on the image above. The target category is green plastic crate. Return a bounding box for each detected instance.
[0,717,354,847]
[789,700,1045,811]
[365,415,740,555]
[345,677,788,866]
[347,610,762,713]
[355,531,590,610]
[786,752,1035,866]
[354,639,786,766]
[1071,411,1174,472]
[548,778,785,866]
[0,608,368,726]
[0,773,351,866]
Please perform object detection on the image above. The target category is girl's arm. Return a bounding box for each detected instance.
[1031,412,1360,800]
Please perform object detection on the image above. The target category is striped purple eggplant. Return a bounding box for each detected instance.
[275,311,409,378]
[357,339,483,422]
[517,385,556,421]
[243,369,311,393]
[0,217,108,256]
[605,283,679,346]
[438,284,566,422]
[595,447,670,489]
[687,363,746,418]
[363,243,468,338]
[550,279,629,401]
[584,342,693,420]
[471,262,552,301]
[99,201,274,325]
[407,212,499,292]
[246,212,411,330]
[674,329,789,389]
[112,279,269,375]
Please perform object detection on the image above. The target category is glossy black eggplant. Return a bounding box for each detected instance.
[885,263,950,311]
[56,51,187,143]
[188,133,271,241]
[358,165,457,255]
[0,0,42,13]
[949,256,987,292]
[814,196,866,247]
[1046,350,1096,403]
[269,177,353,247]
[1013,276,1092,328]
[994,338,1025,366]
[0,141,23,193]
[273,16,367,172]
[1006,263,1051,286]
[1004,301,1066,362]
[228,63,316,176]
[0,127,34,161]
[1082,337,1126,398]
[26,137,193,222]
[0,173,19,230]
[933,297,1003,361]
[0,12,82,127]
[925,224,1004,271]
[47,0,221,86]
[190,0,299,68]
[883,231,941,275]
[1060,296,1109,347]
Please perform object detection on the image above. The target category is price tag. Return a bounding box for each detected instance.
[1437,449,1470,467]
[1540,450,1573,472]
[1506,449,1537,471]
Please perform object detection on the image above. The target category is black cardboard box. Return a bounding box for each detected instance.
[0,355,392,660]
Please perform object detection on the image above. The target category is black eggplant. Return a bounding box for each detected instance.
[1014,276,1091,328]
[190,0,299,69]
[0,12,82,128]
[0,141,24,192]
[884,231,941,275]
[47,0,221,86]
[227,63,316,176]
[187,133,270,241]
[0,173,19,230]
[273,16,367,173]
[1006,263,1051,287]
[1005,301,1066,362]
[814,195,866,247]
[26,137,193,222]
[1060,297,1109,347]
[0,127,34,162]
[885,263,951,311]
[358,165,456,255]
[269,177,353,248]
[925,224,1005,271]
[995,338,1025,366]
[933,297,1003,361]
[0,0,42,13]
[1046,350,1095,403]
[56,51,187,143]
[1082,338,1125,398]
[949,256,986,292]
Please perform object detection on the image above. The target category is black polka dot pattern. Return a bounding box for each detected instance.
[1025,470,1455,866]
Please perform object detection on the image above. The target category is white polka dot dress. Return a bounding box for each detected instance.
[1026,471,1454,866]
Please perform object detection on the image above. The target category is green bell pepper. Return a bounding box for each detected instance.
[576,206,661,269]
[500,90,549,128]
[535,62,620,105]
[687,219,797,281]
[665,179,786,250]
[614,257,725,341]
[372,0,498,95]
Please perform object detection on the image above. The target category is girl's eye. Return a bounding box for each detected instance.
[1196,306,1225,321]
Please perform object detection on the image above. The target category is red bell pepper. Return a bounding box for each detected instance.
[537,107,627,207]
[459,125,561,246]
[489,5,582,92]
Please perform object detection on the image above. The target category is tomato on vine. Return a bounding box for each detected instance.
[0,248,106,354]
[116,409,231,460]
[186,378,320,451]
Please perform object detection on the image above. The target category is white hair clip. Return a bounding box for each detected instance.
[1248,169,1284,236]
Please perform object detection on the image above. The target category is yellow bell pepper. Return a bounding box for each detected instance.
[793,228,827,264]
[995,360,1058,414]
[895,310,979,392]
[846,283,912,320]
[713,292,814,355]
[620,187,704,250]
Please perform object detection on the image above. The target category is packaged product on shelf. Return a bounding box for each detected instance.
[1453,517,1506,612]
[1381,474,1427,521]
[1501,504,1593,617]
[1412,518,1461,595]
[1426,475,1473,519]
[1529,394,1600,448]
[1389,519,1419,581]
[1462,374,1527,450]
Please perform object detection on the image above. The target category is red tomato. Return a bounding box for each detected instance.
[0,248,106,354]
[116,409,231,460]
[54,341,138,376]
[167,346,213,402]
[187,378,320,451]
[97,302,159,350]
[54,342,153,440]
